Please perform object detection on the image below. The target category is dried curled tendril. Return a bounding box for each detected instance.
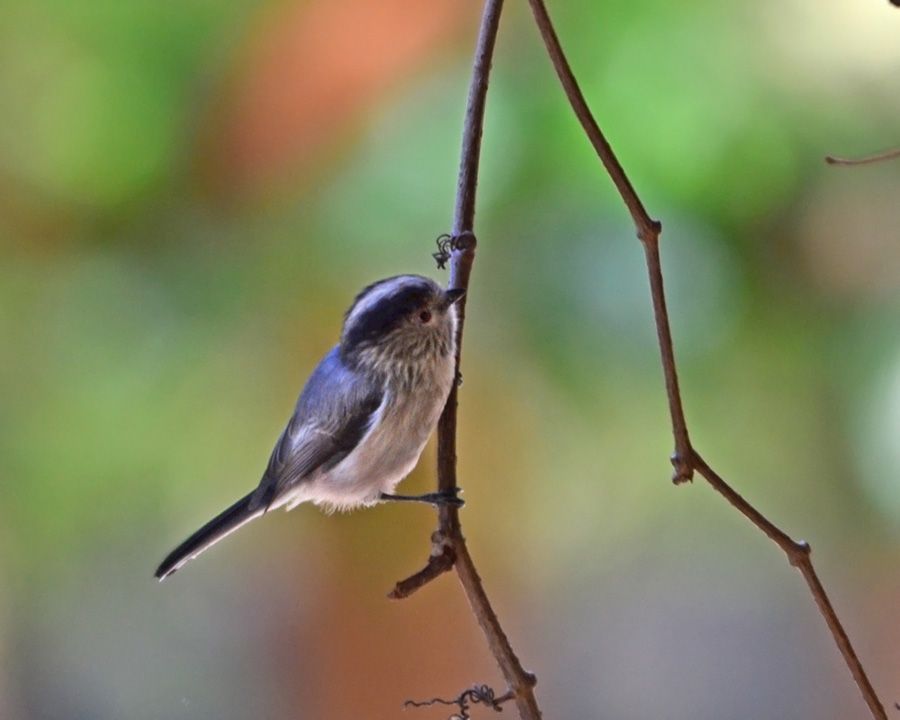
[433,234,454,269]
[432,232,477,269]
[405,684,508,720]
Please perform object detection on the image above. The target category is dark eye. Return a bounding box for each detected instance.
[418,310,432,324]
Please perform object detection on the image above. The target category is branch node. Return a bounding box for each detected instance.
[638,218,662,244]
[433,231,478,269]
[789,540,812,567]
[453,230,478,253]
[671,452,694,485]
[430,529,454,557]
[638,226,658,247]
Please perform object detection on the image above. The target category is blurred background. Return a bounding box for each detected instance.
[1,0,900,718]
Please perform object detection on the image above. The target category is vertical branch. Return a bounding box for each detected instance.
[525,1,887,718]
[393,0,542,718]
[452,1,498,235]
[437,0,502,526]
[642,239,694,483]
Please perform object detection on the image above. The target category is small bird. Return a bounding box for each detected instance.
[155,275,465,580]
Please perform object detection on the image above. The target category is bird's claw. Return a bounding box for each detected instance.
[379,489,465,508]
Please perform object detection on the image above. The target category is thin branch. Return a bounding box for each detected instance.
[692,453,885,720]
[392,0,542,718]
[453,541,539,712]
[388,536,455,600]
[526,1,887,718]
[524,0,692,484]
[826,147,900,166]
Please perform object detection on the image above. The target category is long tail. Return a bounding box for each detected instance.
[155,492,264,581]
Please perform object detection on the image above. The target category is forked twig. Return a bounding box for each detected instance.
[391,0,542,718]
[525,1,887,718]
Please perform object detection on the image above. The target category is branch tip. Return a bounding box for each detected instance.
[389,544,456,600]
[825,147,900,167]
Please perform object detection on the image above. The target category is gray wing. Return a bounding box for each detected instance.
[249,346,383,510]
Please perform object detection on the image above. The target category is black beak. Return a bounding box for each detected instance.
[441,288,466,309]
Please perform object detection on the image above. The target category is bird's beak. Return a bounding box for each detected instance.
[439,288,466,310]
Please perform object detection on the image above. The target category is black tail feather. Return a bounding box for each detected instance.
[155,492,263,581]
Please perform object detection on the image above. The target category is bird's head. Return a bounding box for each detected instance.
[340,275,464,376]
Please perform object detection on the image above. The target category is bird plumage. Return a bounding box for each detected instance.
[155,275,460,580]
[249,346,385,512]
[155,492,262,580]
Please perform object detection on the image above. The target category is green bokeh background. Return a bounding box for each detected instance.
[2,1,900,718]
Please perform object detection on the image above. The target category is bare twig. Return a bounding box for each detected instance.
[692,452,884,719]
[389,535,455,600]
[825,147,900,166]
[526,1,887,718]
[392,1,542,718]
[522,0,693,484]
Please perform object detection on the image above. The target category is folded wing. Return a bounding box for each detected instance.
[249,346,384,510]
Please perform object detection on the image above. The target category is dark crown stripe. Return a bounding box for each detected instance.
[343,276,435,352]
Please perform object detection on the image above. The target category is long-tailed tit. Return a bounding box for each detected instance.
[155,275,465,580]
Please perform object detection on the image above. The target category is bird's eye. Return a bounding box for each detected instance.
[418,310,432,324]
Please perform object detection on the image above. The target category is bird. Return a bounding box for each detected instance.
[155,275,466,580]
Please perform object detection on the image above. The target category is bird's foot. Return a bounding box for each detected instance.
[379,489,464,508]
